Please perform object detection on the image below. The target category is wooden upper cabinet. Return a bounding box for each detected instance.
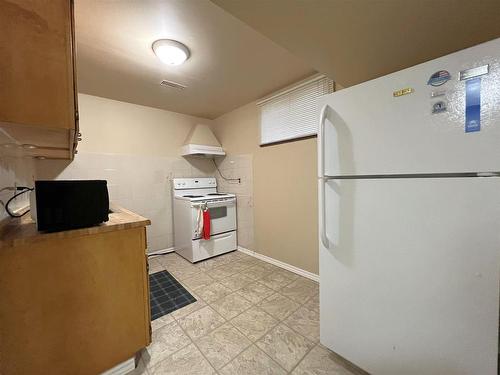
[0,0,78,159]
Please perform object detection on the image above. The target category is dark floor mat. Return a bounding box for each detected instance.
[149,270,196,320]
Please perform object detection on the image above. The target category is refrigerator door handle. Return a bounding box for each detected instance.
[319,176,330,248]
[319,104,331,249]
[318,104,330,179]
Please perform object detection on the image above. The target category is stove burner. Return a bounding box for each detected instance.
[183,195,203,198]
[207,193,227,196]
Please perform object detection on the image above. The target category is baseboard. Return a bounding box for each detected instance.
[100,357,135,375]
[148,247,175,256]
[237,246,319,283]
[150,246,320,282]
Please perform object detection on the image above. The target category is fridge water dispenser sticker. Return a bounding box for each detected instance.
[465,77,481,133]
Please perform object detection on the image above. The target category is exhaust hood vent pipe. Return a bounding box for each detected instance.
[181,124,225,158]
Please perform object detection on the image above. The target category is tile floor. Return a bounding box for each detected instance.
[133,250,362,375]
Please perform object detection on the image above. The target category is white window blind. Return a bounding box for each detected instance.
[258,75,334,145]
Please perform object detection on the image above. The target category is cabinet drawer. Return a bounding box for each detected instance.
[192,231,237,262]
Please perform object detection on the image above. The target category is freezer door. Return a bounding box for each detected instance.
[318,38,500,177]
[320,177,500,375]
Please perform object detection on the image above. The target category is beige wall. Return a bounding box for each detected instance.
[34,92,321,271]
[212,102,319,274]
[77,94,212,156]
[214,154,255,250]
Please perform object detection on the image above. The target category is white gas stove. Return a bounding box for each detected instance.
[173,177,237,262]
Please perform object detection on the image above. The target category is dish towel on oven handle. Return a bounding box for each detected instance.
[196,206,203,237]
[202,207,211,240]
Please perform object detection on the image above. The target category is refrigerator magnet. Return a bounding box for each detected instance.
[432,100,447,114]
[393,87,414,97]
[430,90,446,98]
[427,70,451,86]
[465,77,481,133]
[460,64,489,81]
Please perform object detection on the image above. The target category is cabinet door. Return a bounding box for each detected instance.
[0,227,151,374]
[0,0,76,130]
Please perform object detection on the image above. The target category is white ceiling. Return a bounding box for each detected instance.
[75,0,314,119]
[212,0,500,88]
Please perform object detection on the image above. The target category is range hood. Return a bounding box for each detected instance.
[181,124,225,158]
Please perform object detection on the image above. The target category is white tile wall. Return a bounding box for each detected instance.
[26,151,255,254]
[0,156,35,221]
[215,154,254,250]
[35,151,216,253]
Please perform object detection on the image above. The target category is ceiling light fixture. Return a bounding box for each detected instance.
[152,39,190,66]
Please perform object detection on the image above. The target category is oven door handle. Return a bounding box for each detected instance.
[195,199,236,208]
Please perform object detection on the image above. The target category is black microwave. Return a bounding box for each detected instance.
[34,180,109,232]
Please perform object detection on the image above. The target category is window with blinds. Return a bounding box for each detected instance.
[258,75,334,145]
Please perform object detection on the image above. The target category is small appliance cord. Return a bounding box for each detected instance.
[3,187,33,218]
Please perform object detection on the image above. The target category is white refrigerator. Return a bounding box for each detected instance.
[318,38,500,375]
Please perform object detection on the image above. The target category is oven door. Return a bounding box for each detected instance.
[191,198,237,239]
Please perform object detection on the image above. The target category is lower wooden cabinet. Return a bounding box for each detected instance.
[0,226,151,375]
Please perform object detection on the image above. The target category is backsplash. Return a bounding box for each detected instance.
[32,152,254,253]
[0,156,35,221]
[215,154,254,250]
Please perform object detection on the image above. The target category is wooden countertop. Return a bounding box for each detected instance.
[0,205,150,249]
